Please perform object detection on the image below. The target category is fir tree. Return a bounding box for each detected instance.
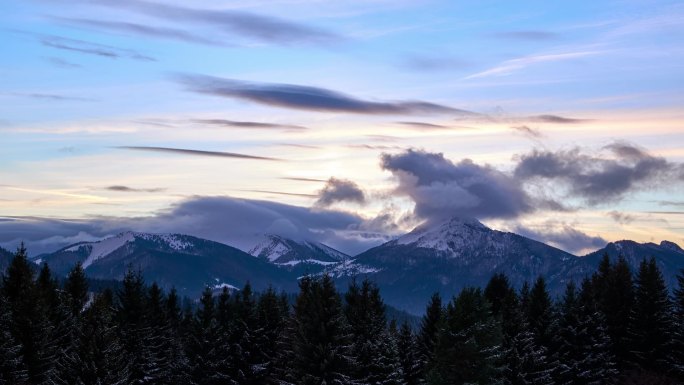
[0,291,27,384]
[430,287,503,385]
[280,275,354,385]
[672,269,684,381]
[64,262,89,317]
[416,292,442,384]
[599,255,634,369]
[628,258,674,374]
[397,321,421,385]
[344,278,403,385]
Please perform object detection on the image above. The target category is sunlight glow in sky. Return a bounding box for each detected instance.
[1,0,683,255]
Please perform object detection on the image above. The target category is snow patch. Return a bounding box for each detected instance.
[83,232,136,268]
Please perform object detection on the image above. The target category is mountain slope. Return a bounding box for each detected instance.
[39,232,297,297]
[344,217,594,314]
[584,240,684,287]
[248,234,348,274]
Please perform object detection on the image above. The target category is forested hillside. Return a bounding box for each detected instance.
[1,245,683,384]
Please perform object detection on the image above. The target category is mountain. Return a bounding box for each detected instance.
[248,234,348,268]
[584,239,684,287]
[339,217,595,314]
[37,232,297,297]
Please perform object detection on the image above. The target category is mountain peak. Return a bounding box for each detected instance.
[660,240,683,254]
[248,234,348,266]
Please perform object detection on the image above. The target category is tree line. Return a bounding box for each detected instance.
[0,244,683,384]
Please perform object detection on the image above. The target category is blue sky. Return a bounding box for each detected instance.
[1,0,683,255]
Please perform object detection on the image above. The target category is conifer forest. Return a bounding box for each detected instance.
[1,245,683,385]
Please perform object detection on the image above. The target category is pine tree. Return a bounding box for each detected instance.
[279,275,354,385]
[116,269,151,384]
[64,261,89,317]
[397,321,421,385]
[430,287,503,385]
[628,258,675,374]
[255,286,289,383]
[344,278,403,385]
[0,291,27,384]
[672,269,684,381]
[599,255,634,369]
[187,286,230,385]
[416,292,442,384]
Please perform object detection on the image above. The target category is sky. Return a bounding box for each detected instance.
[1,0,683,256]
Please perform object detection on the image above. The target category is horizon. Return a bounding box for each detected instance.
[2,0,684,256]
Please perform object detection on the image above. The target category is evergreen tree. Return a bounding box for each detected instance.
[64,261,89,317]
[344,278,403,385]
[416,292,442,383]
[279,275,354,385]
[116,269,153,384]
[672,269,684,380]
[599,255,634,369]
[627,258,674,374]
[396,321,421,385]
[429,288,503,385]
[255,286,289,383]
[187,286,230,385]
[0,291,27,384]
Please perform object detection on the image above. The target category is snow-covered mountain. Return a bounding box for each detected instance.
[37,232,297,297]
[248,234,348,268]
[584,239,684,288]
[341,217,594,314]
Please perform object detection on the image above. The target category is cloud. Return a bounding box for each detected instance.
[191,119,307,131]
[513,142,684,204]
[511,125,543,138]
[40,34,155,61]
[66,0,341,45]
[527,115,590,124]
[174,74,473,115]
[396,121,452,130]
[105,185,165,193]
[513,222,606,254]
[0,196,390,256]
[400,54,471,71]
[6,92,96,102]
[608,210,636,224]
[281,177,327,183]
[45,57,81,68]
[239,190,317,198]
[316,178,366,207]
[57,17,224,46]
[381,149,533,221]
[115,146,282,161]
[490,30,559,41]
[465,50,599,79]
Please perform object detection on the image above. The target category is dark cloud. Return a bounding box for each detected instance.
[527,115,589,124]
[67,0,340,45]
[514,142,683,204]
[45,57,81,68]
[381,149,533,221]
[105,185,166,193]
[175,74,473,115]
[7,92,95,102]
[116,146,282,161]
[608,210,636,224]
[513,222,606,254]
[316,178,366,207]
[491,30,559,41]
[57,17,224,46]
[40,34,155,61]
[511,125,543,138]
[0,196,389,256]
[191,119,307,131]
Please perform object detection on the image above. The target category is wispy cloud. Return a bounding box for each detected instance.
[45,57,81,68]
[6,92,96,102]
[527,114,590,124]
[105,185,166,193]
[465,50,600,79]
[63,0,341,45]
[280,177,327,183]
[56,17,225,46]
[39,34,155,61]
[511,125,543,138]
[116,146,282,161]
[490,30,559,41]
[238,189,316,198]
[191,119,307,131]
[396,121,474,130]
[175,74,474,115]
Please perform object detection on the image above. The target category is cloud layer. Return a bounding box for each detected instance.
[175,74,471,115]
